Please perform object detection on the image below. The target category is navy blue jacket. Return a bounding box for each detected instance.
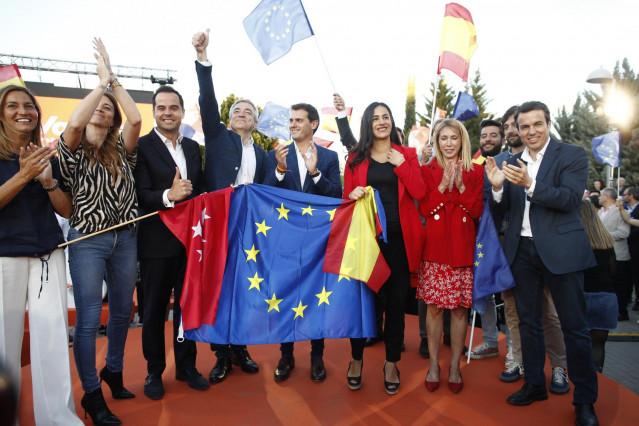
[491,139,595,274]
[196,61,267,191]
[263,143,342,197]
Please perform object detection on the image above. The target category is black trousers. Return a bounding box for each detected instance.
[351,222,410,362]
[141,256,197,376]
[511,238,597,405]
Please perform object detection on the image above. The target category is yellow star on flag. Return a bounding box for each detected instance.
[301,205,315,216]
[255,220,272,236]
[292,301,308,318]
[265,293,283,312]
[478,252,484,258]
[248,272,264,291]
[345,235,358,250]
[326,209,337,221]
[245,245,260,262]
[276,203,290,220]
[476,243,483,249]
[338,265,352,282]
[474,261,480,266]
[316,286,333,306]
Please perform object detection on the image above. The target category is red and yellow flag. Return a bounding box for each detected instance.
[324,186,390,292]
[321,106,353,133]
[437,3,477,82]
[0,65,26,90]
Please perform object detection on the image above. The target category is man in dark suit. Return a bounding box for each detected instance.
[486,101,599,426]
[135,86,208,400]
[263,103,342,383]
[192,29,264,384]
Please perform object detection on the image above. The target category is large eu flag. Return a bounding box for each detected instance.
[176,184,379,345]
[591,131,621,167]
[243,0,314,65]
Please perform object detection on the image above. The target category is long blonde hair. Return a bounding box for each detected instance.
[432,118,473,172]
[580,199,614,250]
[0,85,43,160]
[81,91,126,181]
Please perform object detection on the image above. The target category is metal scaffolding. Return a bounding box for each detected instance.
[0,53,176,83]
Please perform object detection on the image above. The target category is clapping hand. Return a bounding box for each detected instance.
[93,38,113,84]
[503,159,533,188]
[485,157,506,191]
[303,143,318,174]
[438,160,456,193]
[20,143,55,182]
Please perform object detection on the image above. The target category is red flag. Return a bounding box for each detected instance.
[159,188,233,329]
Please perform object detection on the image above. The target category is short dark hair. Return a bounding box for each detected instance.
[480,119,504,139]
[501,105,519,126]
[152,85,184,110]
[514,101,550,128]
[291,103,319,134]
[628,186,639,201]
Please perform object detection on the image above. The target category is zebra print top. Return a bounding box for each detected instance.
[58,134,138,234]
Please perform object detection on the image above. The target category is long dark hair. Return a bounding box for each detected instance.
[348,102,401,171]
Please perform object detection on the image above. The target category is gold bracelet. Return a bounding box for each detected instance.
[111,79,122,90]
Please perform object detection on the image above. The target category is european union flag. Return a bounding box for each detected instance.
[184,184,377,345]
[243,0,314,65]
[452,92,479,121]
[256,102,291,140]
[592,131,620,167]
[472,203,516,315]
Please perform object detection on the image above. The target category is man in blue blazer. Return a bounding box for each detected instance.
[263,103,342,383]
[135,86,208,399]
[486,101,599,426]
[193,29,264,384]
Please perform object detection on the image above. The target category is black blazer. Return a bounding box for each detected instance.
[491,138,595,274]
[135,130,204,258]
[196,61,267,191]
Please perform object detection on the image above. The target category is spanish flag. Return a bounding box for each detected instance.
[321,106,352,133]
[0,65,26,90]
[437,3,477,82]
[324,186,390,292]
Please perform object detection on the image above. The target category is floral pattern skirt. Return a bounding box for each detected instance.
[417,261,473,309]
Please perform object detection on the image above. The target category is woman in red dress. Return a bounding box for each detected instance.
[419,118,483,394]
[343,102,425,394]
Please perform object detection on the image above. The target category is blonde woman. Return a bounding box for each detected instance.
[418,118,483,394]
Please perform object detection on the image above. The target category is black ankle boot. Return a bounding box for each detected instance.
[100,366,135,399]
[80,387,122,425]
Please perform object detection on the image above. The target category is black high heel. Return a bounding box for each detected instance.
[99,366,135,399]
[347,359,363,390]
[80,387,121,425]
[383,361,400,395]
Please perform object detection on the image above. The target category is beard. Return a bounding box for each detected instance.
[480,144,502,157]
[508,137,523,148]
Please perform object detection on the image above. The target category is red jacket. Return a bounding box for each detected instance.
[343,145,426,272]
[419,160,484,267]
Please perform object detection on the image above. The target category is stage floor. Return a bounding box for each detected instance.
[18,315,638,425]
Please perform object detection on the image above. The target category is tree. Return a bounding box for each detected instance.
[554,58,639,188]
[417,76,455,128]
[219,93,277,152]
[403,77,416,141]
[462,69,494,153]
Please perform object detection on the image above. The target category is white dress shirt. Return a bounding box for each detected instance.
[492,137,550,237]
[154,128,187,208]
[234,137,257,186]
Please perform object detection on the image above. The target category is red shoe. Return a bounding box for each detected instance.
[425,365,440,392]
[448,370,463,394]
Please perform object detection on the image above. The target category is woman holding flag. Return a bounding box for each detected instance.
[418,118,483,394]
[343,101,425,395]
[58,39,141,425]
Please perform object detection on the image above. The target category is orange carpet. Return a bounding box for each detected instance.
[18,315,638,425]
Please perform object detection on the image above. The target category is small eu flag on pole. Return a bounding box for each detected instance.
[256,102,291,140]
[243,0,314,65]
[451,92,479,121]
[591,131,621,167]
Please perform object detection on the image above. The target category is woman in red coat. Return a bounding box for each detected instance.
[344,102,425,395]
[419,118,483,394]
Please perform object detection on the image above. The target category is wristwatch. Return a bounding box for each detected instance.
[43,179,59,192]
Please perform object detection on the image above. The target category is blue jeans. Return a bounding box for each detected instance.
[68,226,137,393]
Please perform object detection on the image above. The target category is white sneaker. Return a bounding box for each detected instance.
[505,346,515,368]
[499,363,523,383]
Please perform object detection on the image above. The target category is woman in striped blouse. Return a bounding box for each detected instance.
[58,39,141,425]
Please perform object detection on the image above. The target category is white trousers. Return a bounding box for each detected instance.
[0,249,82,425]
